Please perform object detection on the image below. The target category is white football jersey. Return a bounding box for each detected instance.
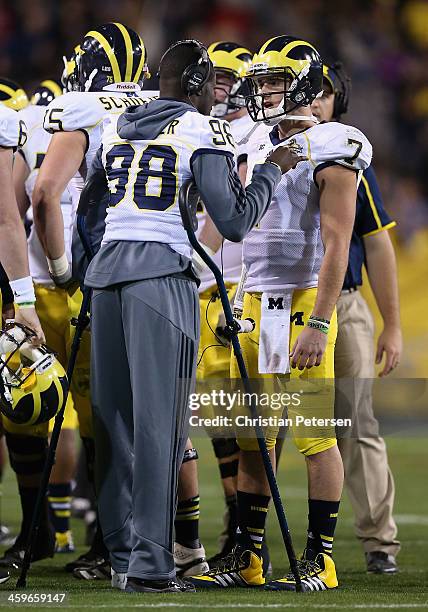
[244,121,372,292]
[43,84,158,191]
[18,104,78,285]
[0,103,26,148]
[196,113,253,292]
[101,109,236,259]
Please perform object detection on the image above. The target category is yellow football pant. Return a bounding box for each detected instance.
[230,288,337,455]
[197,283,236,380]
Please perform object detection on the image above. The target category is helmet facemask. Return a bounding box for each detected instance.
[211,69,251,118]
[246,63,321,125]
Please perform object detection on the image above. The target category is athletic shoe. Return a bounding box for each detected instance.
[366,551,398,574]
[125,577,196,593]
[174,542,209,577]
[55,530,75,553]
[209,540,272,578]
[265,552,338,592]
[72,558,111,580]
[0,569,10,584]
[64,549,107,573]
[0,526,55,569]
[0,525,14,547]
[186,545,264,589]
[111,568,127,590]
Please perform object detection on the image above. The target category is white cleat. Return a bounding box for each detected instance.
[111,568,127,590]
[174,542,209,577]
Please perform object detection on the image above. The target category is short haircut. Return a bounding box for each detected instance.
[159,39,210,82]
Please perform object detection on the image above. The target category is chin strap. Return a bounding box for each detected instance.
[280,113,319,123]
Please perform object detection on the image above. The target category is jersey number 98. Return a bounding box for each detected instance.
[105,143,178,211]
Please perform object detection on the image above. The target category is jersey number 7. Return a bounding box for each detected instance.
[105,143,178,211]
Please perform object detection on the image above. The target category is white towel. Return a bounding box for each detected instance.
[258,290,294,374]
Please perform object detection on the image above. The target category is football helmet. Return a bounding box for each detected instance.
[323,63,351,119]
[73,23,150,92]
[31,80,62,106]
[207,41,252,117]
[245,36,323,125]
[0,78,29,111]
[0,323,68,426]
[61,46,81,93]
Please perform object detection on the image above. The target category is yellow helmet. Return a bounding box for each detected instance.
[31,80,63,106]
[0,77,29,110]
[0,324,68,426]
[246,35,323,124]
[208,41,252,117]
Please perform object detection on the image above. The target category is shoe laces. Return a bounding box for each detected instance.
[207,548,244,575]
[285,558,321,581]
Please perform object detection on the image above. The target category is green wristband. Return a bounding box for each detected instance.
[307,319,329,334]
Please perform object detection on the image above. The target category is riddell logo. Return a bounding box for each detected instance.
[115,83,136,90]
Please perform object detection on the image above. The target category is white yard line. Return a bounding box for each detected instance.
[5,602,427,610]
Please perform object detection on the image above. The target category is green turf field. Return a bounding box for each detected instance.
[0,436,427,610]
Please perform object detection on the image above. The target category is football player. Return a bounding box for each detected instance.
[311,63,401,574]
[196,41,258,567]
[32,23,156,582]
[187,36,372,592]
[0,89,37,586]
[0,78,79,569]
[78,38,302,593]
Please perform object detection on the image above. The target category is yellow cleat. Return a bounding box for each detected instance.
[265,553,338,592]
[186,546,265,589]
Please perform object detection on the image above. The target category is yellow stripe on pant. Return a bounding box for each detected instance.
[230,288,338,455]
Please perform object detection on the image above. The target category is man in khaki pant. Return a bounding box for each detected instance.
[312,63,402,574]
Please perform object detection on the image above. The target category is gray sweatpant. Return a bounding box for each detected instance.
[90,275,199,580]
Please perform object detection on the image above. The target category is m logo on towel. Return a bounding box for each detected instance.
[268,297,284,309]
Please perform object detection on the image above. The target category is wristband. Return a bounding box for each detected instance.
[9,276,36,305]
[309,315,330,325]
[47,253,69,277]
[264,160,282,173]
[307,316,330,335]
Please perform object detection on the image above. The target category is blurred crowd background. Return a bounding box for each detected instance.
[0,0,427,375]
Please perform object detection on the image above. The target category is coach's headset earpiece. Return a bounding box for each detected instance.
[181,41,211,95]
[157,40,211,96]
[324,62,351,119]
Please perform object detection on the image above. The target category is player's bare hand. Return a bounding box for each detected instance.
[376,325,402,377]
[289,326,327,370]
[266,146,307,174]
[14,307,45,345]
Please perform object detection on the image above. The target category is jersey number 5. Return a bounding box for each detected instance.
[105,143,178,211]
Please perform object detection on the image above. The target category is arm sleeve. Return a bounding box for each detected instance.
[191,150,281,242]
[355,166,396,238]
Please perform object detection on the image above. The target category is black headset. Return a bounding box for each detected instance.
[160,39,211,95]
[326,62,351,119]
